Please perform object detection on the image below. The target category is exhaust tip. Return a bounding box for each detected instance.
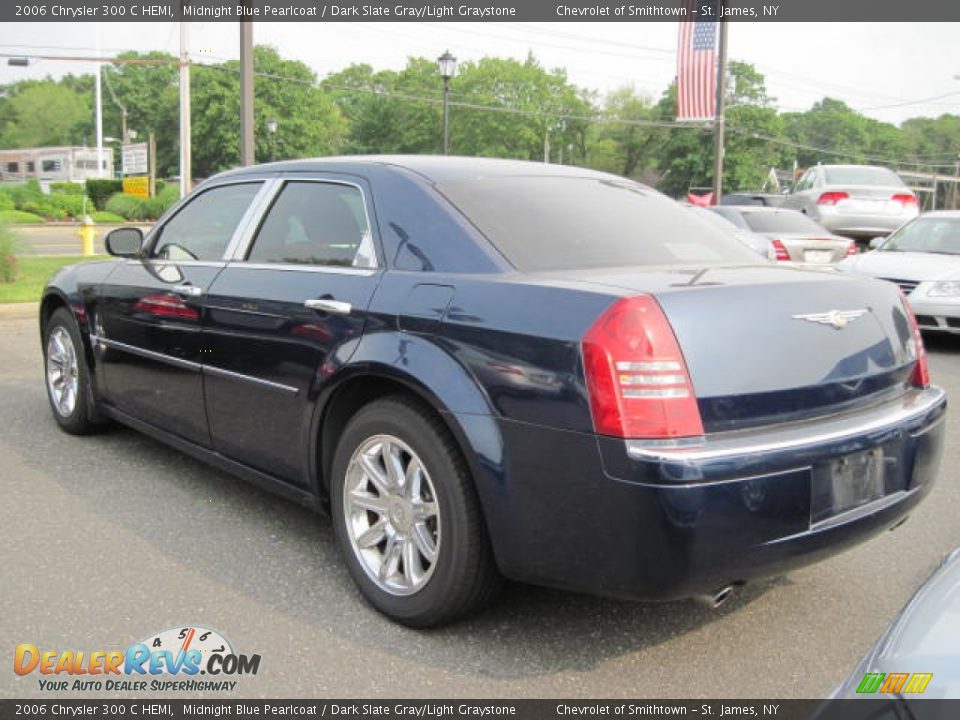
[695,583,741,610]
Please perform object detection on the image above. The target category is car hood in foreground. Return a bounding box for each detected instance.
[840,250,960,282]
[832,547,960,699]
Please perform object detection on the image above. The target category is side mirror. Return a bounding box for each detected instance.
[105,227,144,257]
[868,236,885,250]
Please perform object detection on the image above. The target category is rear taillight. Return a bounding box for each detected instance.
[582,295,704,439]
[817,191,850,205]
[898,289,930,388]
[846,242,857,257]
[771,239,790,261]
[891,193,918,207]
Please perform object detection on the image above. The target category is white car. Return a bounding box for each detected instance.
[838,211,960,333]
[783,164,919,240]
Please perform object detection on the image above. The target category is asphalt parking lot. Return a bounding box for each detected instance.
[1,303,959,699]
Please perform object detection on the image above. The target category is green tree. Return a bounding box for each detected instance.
[189,45,345,178]
[585,86,664,178]
[655,62,783,197]
[0,81,89,148]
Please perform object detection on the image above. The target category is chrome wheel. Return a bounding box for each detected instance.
[46,326,79,418]
[343,434,441,596]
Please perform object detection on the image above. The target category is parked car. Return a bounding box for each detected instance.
[710,205,856,265]
[839,211,960,334]
[41,157,945,627]
[831,547,960,700]
[720,192,785,208]
[782,164,919,239]
[686,205,774,260]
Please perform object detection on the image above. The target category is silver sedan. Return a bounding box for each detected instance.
[710,206,855,265]
[782,164,919,239]
[838,211,960,334]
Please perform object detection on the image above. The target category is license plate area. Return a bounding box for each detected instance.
[810,448,886,525]
[803,249,834,264]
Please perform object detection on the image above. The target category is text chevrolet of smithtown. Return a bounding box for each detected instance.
[40,156,946,626]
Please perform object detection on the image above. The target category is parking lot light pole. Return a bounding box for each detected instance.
[267,119,278,162]
[437,51,458,155]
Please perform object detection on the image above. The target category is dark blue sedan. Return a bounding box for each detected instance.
[40,157,946,626]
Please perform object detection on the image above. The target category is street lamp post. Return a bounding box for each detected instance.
[437,50,458,155]
[267,119,278,162]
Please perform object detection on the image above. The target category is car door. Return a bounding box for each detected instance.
[95,180,268,445]
[201,176,382,485]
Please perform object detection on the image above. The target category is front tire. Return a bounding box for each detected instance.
[43,307,101,435]
[330,396,501,627]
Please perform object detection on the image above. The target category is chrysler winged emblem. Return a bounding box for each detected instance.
[792,309,868,330]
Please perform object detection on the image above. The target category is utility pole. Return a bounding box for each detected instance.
[711,13,728,202]
[179,22,191,195]
[94,25,104,178]
[240,21,255,166]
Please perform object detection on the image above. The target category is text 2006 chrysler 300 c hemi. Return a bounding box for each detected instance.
[40,157,946,626]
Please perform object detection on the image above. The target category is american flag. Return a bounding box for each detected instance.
[677,1,719,121]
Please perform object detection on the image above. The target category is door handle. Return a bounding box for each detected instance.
[304,298,352,315]
[172,284,204,298]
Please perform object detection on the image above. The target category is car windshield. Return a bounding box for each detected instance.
[824,167,905,187]
[741,211,826,235]
[881,217,960,255]
[436,176,759,271]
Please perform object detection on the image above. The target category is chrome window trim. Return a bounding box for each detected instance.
[222,262,379,277]
[144,178,272,261]
[91,335,201,373]
[125,259,227,269]
[223,178,284,260]
[625,386,946,463]
[202,364,300,396]
[229,176,381,269]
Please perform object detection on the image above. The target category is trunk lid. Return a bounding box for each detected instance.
[551,264,917,431]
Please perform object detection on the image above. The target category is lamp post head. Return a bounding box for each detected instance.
[437,51,458,80]
[267,119,278,134]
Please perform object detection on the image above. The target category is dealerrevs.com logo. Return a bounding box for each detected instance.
[14,626,261,692]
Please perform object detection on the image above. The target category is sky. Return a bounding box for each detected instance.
[1,21,959,128]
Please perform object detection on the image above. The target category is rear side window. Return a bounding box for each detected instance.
[152,182,261,261]
[742,211,826,234]
[438,176,758,271]
[247,181,375,268]
[824,167,904,187]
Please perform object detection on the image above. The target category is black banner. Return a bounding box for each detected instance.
[4,0,960,23]
[2,700,960,720]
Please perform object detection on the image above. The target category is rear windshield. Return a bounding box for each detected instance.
[824,167,905,187]
[741,211,826,234]
[883,218,960,255]
[436,176,759,271]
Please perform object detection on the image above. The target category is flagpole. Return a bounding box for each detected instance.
[712,10,728,202]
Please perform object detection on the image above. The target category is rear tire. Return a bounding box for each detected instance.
[330,396,501,627]
[43,307,102,435]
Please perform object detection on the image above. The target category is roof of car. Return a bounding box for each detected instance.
[210,155,618,185]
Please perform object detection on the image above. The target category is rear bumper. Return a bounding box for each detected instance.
[816,205,917,238]
[475,386,946,601]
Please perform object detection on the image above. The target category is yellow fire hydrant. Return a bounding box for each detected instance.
[76,215,97,257]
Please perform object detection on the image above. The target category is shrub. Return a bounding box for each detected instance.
[0,191,14,212]
[105,192,148,221]
[86,179,123,210]
[50,182,84,195]
[143,185,180,219]
[8,180,44,210]
[0,210,44,224]
[48,193,87,219]
[0,222,23,283]
[20,200,66,221]
[90,211,126,223]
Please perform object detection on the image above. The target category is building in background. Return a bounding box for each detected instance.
[0,146,114,185]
